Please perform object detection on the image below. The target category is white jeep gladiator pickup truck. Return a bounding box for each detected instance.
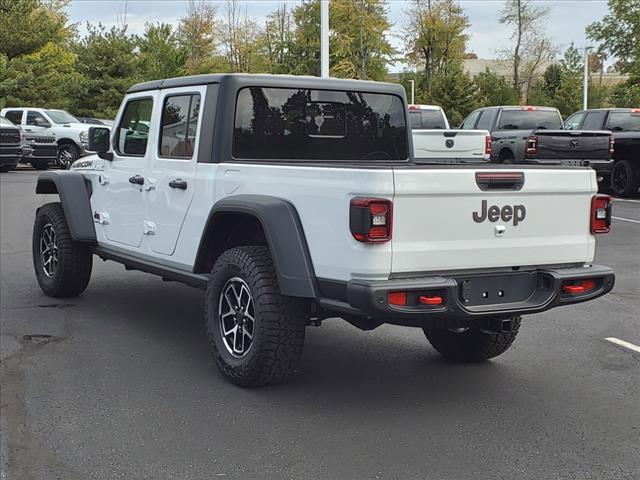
[32,74,615,387]
[409,104,491,162]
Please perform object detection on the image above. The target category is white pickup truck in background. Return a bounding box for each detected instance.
[410,104,491,162]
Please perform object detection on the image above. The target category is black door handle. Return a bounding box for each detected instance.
[129,175,144,185]
[169,178,188,190]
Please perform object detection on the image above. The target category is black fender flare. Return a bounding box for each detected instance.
[195,195,317,298]
[35,171,96,243]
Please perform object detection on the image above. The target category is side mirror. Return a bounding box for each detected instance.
[88,126,113,160]
[36,118,51,128]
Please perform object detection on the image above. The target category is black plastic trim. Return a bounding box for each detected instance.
[316,265,615,327]
[194,195,317,298]
[35,171,97,243]
[93,247,208,289]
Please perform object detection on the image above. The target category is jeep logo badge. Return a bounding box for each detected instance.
[445,139,454,148]
[472,200,526,226]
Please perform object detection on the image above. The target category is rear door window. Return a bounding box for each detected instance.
[116,98,153,157]
[476,110,497,130]
[159,93,201,159]
[233,87,408,161]
[4,110,23,125]
[582,111,607,130]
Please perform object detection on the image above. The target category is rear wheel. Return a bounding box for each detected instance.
[610,160,640,197]
[32,203,93,297]
[205,246,306,387]
[423,317,521,362]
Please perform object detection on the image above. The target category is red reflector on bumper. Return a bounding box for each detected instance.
[418,295,443,305]
[388,292,407,306]
[562,279,596,294]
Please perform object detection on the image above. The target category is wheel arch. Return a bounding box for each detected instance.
[194,195,317,298]
[498,147,515,161]
[56,137,79,147]
[35,171,96,243]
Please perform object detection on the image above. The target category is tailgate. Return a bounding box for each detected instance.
[536,130,611,160]
[412,129,489,159]
[391,168,596,274]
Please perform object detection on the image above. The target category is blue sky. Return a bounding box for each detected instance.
[66,0,610,70]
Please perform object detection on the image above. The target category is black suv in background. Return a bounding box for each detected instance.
[0,116,22,172]
[460,106,613,183]
[565,108,640,196]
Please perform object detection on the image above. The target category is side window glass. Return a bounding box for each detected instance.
[159,94,200,159]
[564,113,584,130]
[5,110,23,124]
[476,110,496,130]
[461,111,480,129]
[26,111,47,126]
[582,111,606,130]
[116,98,153,156]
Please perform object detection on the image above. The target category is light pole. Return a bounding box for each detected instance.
[321,0,329,77]
[583,46,592,110]
[409,80,415,105]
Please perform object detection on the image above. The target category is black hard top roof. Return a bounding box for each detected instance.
[127,73,406,96]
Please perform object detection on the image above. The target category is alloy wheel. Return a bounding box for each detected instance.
[218,277,256,358]
[57,146,76,169]
[40,223,58,278]
[611,164,628,194]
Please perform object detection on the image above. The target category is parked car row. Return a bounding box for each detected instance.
[0,107,112,172]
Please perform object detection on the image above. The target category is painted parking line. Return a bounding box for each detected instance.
[612,216,640,224]
[605,337,640,354]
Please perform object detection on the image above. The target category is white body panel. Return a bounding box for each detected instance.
[412,129,490,160]
[391,168,597,273]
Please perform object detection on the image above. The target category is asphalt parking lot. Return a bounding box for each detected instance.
[1,169,638,480]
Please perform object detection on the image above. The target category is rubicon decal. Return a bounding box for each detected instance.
[473,200,526,226]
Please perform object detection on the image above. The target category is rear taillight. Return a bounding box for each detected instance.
[526,135,538,155]
[631,108,640,113]
[350,198,393,243]
[590,194,612,234]
[608,136,615,155]
[485,135,492,156]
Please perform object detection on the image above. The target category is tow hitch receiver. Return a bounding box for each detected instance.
[481,317,516,334]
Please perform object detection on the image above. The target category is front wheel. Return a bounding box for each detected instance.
[32,203,93,297]
[205,246,306,387]
[423,317,521,362]
[610,160,640,197]
[57,143,79,169]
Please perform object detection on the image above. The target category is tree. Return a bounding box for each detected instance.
[330,0,396,81]
[498,0,554,99]
[425,62,477,126]
[0,0,72,60]
[610,82,640,108]
[260,4,297,74]
[403,0,469,90]
[139,23,188,80]
[475,68,519,106]
[72,24,143,118]
[587,0,640,80]
[220,0,264,73]
[177,0,219,74]
[0,42,82,109]
[289,0,321,76]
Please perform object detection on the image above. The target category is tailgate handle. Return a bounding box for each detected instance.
[476,172,524,191]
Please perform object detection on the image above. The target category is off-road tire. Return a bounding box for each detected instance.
[423,317,521,362]
[205,246,306,387]
[610,160,640,197]
[32,202,92,297]
[31,162,49,170]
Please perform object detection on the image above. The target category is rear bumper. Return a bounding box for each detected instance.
[524,157,614,171]
[322,265,614,328]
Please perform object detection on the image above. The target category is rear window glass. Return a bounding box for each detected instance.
[607,112,640,132]
[233,87,408,161]
[497,110,562,130]
[409,110,447,129]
